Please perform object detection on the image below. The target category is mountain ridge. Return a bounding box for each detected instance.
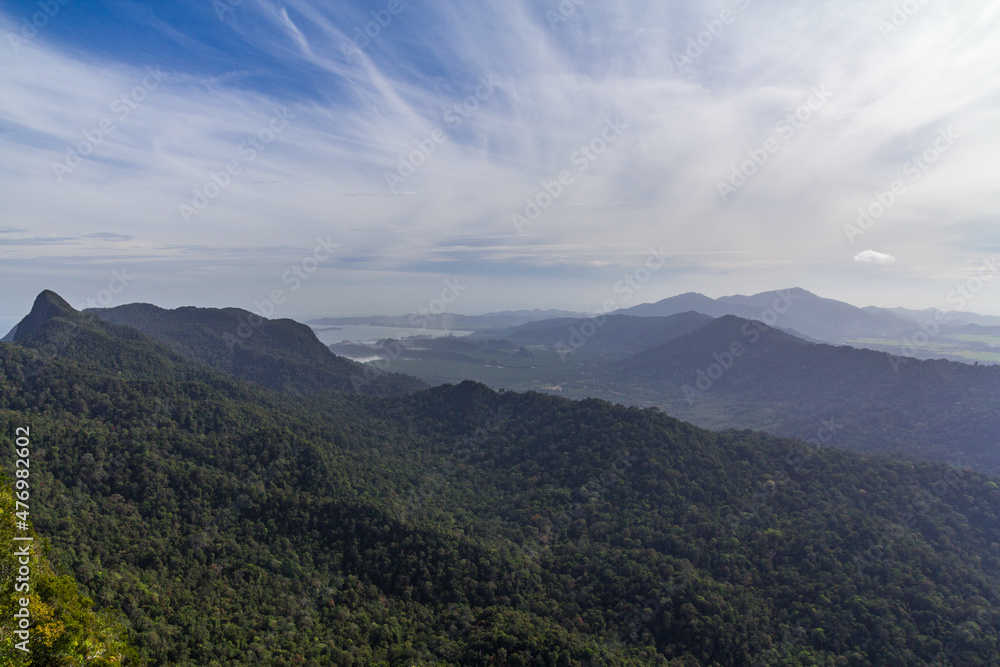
[616,288,919,343]
[6,289,79,342]
[88,300,425,396]
[613,314,1000,474]
[2,291,1000,663]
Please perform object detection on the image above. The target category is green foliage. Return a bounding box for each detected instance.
[398,314,1000,477]
[89,301,425,396]
[1,475,133,666]
[0,303,998,665]
[616,316,1000,475]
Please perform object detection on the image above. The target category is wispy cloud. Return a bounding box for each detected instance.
[1,0,999,317]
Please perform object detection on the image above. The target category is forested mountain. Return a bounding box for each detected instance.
[375,308,1000,477]
[2,291,1000,665]
[86,298,424,396]
[614,315,1000,475]
[1,475,132,665]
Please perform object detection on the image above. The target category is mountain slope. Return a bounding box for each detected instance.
[88,301,424,396]
[617,292,725,318]
[1,474,133,665]
[493,312,713,358]
[7,290,78,342]
[1,300,1000,664]
[615,315,1000,474]
[717,288,914,341]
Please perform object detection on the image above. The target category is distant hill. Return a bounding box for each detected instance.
[492,312,713,358]
[868,305,1000,328]
[4,302,1000,664]
[615,315,1000,474]
[945,323,1000,336]
[615,291,727,318]
[616,288,918,343]
[78,299,425,396]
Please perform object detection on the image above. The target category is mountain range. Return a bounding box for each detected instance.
[2,290,1000,665]
[612,315,1000,475]
[305,287,1000,365]
[365,303,1000,476]
[87,298,424,396]
[615,287,1000,346]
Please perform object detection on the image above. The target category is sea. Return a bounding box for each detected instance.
[310,324,474,346]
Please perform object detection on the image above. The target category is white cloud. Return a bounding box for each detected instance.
[854,250,897,265]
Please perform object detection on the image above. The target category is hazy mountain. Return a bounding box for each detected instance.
[615,315,1000,474]
[491,311,714,358]
[947,323,1000,336]
[85,299,426,396]
[715,288,914,340]
[2,294,1000,664]
[617,288,921,343]
[867,305,1000,328]
[618,292,724,317]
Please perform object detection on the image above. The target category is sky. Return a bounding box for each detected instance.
[2,0,1000,333]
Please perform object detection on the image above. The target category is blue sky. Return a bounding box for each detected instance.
[2,0,999,331]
